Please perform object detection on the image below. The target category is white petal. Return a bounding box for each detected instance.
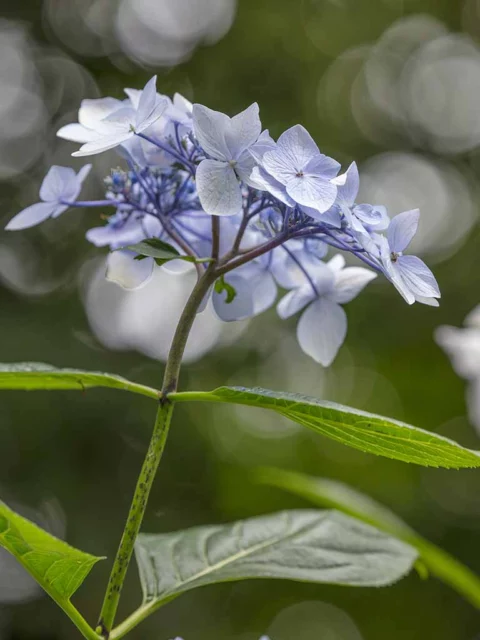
[286,175,337,212]
[6,202,63,230]
[467,380,480,433]
[330,267,377,304]
[72,131,133,157]
[79,97,124,130]
[301,204,342,227]
[336,162,359,207]
[123,88,142,109]
[195,159,242,217]
[106,251,154,290]
[135,76,158,125]
[225,103,261,159]
[327,254,346,272]
[40,166,76,202]
[192,104,231,161]
[277,285,316,319]
[57,123,99,143]
[248,130,276,163]
[435,325,480,380]
[387,209,419,253]
[297,298,347,366]
[275,124,320,170]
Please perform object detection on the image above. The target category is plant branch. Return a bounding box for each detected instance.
[96,400,174,637]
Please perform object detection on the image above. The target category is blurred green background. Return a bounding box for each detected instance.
[0,0,480,638]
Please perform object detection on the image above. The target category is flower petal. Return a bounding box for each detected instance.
[286,174,337,212]
[5,202,63,230]
[106,251,154,290]
[303,154,341,179]
[57,123,100,143]
[387,209,420,253]
[224,103,261,159]
[135,76,158,126]
[196,159,242,217]
[72,131,133,157]
[249,166,295,206]
[39,166,77,202]
[435,325,480,380]
[277,285,316,319]
[79,97,124,130]
[330,267,377,304]
[396,255,440,300]
[297,298,347,366]
[276,124,320,171]
[192,104,231,161]
[213,265,277,321]
[335,162,359,207]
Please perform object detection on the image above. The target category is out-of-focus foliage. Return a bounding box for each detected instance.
[0,0,480,639]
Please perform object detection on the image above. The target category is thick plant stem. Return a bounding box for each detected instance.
[97,400,174,637]
[161,266,217,395]
[97,268,217,638]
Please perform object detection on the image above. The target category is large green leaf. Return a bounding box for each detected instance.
[171,387,480,468]
[256,468,480,609]
[0,363,158,399]
[0,500,103,613]
[134,510,416,607]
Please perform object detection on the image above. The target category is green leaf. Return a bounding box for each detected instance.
[0,362,159,399]
[255,468,480,609]
[0,500,103,607]
[124,238,194,267]
[214,275,237,303]
[134,510,416,609]
[171,387,480,468]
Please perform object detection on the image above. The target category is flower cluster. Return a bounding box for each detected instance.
[6,76,440,366]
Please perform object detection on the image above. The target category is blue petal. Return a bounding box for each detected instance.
[286,174,337,212]
[335,162,359,207]
[387,209,420,253]
[297,298,347,366]
[6,202,63,230]
[39,166,77,202]
[396,255,440,300]
[213,265,277,322]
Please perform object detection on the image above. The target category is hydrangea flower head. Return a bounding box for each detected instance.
[5,76,441,365]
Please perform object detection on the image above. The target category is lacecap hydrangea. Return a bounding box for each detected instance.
[6,76,441,366]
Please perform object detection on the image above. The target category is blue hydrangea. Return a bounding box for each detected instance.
[5,76,441,365]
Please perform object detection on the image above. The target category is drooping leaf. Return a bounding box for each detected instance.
[0,500,103,607]
[255,468,480,609]
[125,238,194,266]
[133,510,416,613]
[214,275,237,304]
[0,363,158,399]
[171,387,480,468]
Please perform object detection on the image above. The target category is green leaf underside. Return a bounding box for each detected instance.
[125,239,195,266]
[257,469,480,609]
[0,363,158,399]
[134,509,417,608]
[0,501,103,605]
[178,387,480,469]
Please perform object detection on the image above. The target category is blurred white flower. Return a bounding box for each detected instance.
[435,306,480,433]
[82,258,247,362]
